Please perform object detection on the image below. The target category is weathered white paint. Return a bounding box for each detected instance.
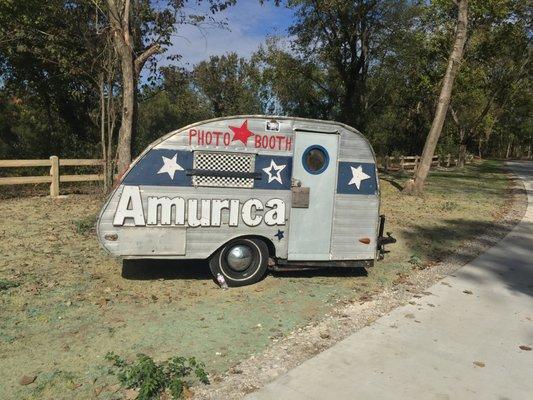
[113,185,145,226]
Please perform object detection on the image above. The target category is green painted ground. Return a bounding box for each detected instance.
[0,160,514,399]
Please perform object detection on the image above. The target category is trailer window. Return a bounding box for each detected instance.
[192,151,255,188]
[303,145,329,174]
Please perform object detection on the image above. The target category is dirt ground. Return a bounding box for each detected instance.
[0,160,519,399]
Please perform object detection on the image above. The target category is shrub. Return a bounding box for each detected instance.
[105,352,210,400]
[0,279,19,291]
[73,215,96,235]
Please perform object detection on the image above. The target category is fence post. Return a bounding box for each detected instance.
[400,156,405,171]
[50,156,59,197]
[414,155,420,171]
[384,156,389,172]
[446,153,451,168]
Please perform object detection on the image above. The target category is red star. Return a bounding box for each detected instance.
[229,120,254,145]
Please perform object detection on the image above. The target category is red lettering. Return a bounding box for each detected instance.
[213,131,222,146]
[205,131,212,145]
[276,136,284,150]
[262,135,268,148]
[269,136,276,149]
[223,132,231,146]
[255,135,261,148]
[285,137,292,151]
[198,130,204,145]
[189,129,197,145]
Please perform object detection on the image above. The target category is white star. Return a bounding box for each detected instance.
[157,153,184,180]
[262,159,286,184]
[348,165,370,189]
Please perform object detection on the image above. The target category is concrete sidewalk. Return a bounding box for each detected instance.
[248,161,533,400]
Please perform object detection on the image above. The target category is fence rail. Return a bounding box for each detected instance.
[0,156,104,197]
[379,153,473,171]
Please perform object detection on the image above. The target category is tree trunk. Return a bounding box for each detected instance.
[107,78,117,188]
[458,144,467,168]
[403,0,468,195]
[116,48,135,174]
[106,0,161,175]
[98,75,108,191]
[506,138,512,159]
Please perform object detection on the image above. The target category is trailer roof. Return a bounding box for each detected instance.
[128,115,374,175]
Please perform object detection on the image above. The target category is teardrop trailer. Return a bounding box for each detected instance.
[97,116,395,286]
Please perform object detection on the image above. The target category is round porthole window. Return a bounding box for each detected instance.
[302,145,329,174]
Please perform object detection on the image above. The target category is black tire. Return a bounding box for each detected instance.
[209,238,269,287]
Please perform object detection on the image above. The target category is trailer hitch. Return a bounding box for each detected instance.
[377,215,396,259]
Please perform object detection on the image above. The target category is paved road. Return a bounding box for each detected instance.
[248,161,533,400]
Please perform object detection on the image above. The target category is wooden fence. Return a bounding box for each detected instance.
[0,156,104,197]
[379,153,473,172]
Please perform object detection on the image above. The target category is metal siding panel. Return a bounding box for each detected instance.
[338,128,375,163]
[118,227,186,255]
[330,194,379,259]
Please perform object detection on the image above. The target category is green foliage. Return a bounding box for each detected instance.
[193,53,264,117]
[0,279,19,291]
[73,215,96,235]
[0,0,530,162]
[408,254,423,269]
[0,0,105,159]
[105,352,210,400]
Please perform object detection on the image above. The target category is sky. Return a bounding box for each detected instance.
[158,1,295,69]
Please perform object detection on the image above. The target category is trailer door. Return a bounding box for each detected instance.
[288,131,338,260]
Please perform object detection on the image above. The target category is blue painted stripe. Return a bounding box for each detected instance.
[336,162,378,195]
[254,155,293,190]
[122,149,193,186]
[122,149,293,190]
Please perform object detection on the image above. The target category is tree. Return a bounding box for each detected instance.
[255,37,335,119]
[193,53,264,117]
[259,1,422,131]
[100,0,236,174]
[403,0,468,195]
[0,0,106,158]
[136,67,212,153]
[447,4,530,165]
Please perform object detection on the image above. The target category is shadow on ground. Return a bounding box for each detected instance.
[270,267,368,279]
[404,219,532,298]
[122,259,212,280]
[122,258,369,281]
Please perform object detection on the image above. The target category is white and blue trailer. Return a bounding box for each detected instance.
[97,116,394,286]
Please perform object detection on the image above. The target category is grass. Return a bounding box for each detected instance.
[0,160,515,399]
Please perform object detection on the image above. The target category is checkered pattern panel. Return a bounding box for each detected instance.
[193,151,255,188]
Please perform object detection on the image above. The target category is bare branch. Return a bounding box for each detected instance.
[134,43,162,76]
[449,105,460,126]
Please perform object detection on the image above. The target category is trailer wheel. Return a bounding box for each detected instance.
[209,238,268,287]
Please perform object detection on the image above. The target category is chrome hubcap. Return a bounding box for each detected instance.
[226,245,253,271]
